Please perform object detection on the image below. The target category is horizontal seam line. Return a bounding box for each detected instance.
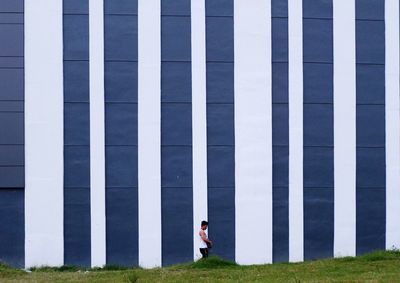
[161,15,190,18]
[105,13,138,16]
[356,19,384,22]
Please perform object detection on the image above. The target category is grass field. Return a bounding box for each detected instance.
[1,250,400,282]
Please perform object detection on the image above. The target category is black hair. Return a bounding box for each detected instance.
[201,220,208,226]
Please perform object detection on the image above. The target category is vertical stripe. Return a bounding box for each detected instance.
[25,0,64,267]
[0,0,24,268]
[272,0,289,263]
[355,0,386,255]
[89,0,106,267]
[385,0,400,250]
[104,0,138,266]
[303,0,334,260]
[288,0,303,262]
[138,0,162,268]
[234,0,272,265]
[333,0,356,257]
[206,0,235,261]
[191,0,208,261]
[161,0,193,266]
[63,0,91,267]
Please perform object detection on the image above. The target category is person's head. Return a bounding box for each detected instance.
[201,220,208,230]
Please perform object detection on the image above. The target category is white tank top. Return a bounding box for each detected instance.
[199,230,208,248]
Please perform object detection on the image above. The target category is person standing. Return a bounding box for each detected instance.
[199,220,212,259]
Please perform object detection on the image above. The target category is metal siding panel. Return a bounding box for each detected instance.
[161,62,191,103]
[206,62,234,103]
[64,146,90,188]
[205,0,233,16]
[303,19,333,63]
[104,15,138,61]
[0,167,24,188]
[0,112,24,144]
[0,69,24,100]
[356,64,385,104]
[356,188,386,254]
[208,188,235,260]
[104,0,138,15]
[304,188,334,260]
[161,16,191,61]
[64,61,90,103]
[105,62,138,103]
[162,0,191,16]
[0,25,23,56]
[63,0,89,14]
[63,15,89,60]
[0,145,24,166]
[272,18,288,62]
[64,103,90,145]
[0,189,24,267]
[356,0,384,20]
[105,146,138,188]
[272,63,288,103]
[303,0,332,19]
[356,20,385,64]
[273,187,289,262]
[162,188,193,265]
[64,188,91,266]
[161,104,192,146]
[105,103,138,146]
[206,17,234,62]
[303,63,333,103]
[106,188,138,266]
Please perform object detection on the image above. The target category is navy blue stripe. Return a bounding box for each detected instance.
[104,0,139,266]
[0,0,24,267]
[303,0,334,261]
[355,0,386,255]
[63,0,91,266]
[161,1,193,266]
[206,0,235,261]
[272,0,289,263]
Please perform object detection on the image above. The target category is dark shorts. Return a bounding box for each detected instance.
[199,248,209,258]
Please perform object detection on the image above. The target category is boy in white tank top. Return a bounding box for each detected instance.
[199,220,212,258]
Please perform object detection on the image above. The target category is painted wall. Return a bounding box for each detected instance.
[1,0,400,268]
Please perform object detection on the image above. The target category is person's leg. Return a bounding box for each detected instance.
[200,248,206,258]
[204,248,209,258]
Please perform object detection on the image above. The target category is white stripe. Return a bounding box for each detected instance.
[89,0,106,267]
[191,0,208,261]
[288,0,304,262]
[24,0,64,267]
[138,0,162,268]
[385,0,400,250]
[234,0,272,264]
[333,0,356,257]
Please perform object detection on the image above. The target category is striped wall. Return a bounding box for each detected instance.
[0,0,399,268]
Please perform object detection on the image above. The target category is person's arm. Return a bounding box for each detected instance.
[200,230,212,244]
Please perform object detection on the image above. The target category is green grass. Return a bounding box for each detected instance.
[1,251,400,282]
